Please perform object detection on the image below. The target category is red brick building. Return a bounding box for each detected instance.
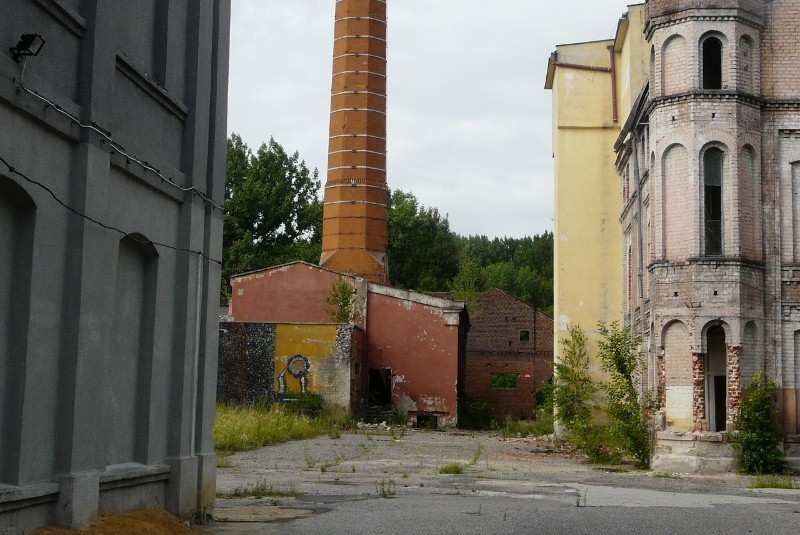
[229,262,468,427]
[463,289,554,419]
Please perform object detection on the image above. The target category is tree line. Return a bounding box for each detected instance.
[223,134,553,314]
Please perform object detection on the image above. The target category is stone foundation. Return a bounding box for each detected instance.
[651,431,735,473]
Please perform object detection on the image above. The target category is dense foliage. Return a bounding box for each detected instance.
[553,324,597,430]
[222,135,554,311]
[597,321,655,469]
[734,373,785,474]
[222,134,322,295]
[387,190,460,291]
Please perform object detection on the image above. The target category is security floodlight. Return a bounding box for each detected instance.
[10,34,45,63]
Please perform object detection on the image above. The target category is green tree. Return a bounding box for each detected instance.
[448,248,486,316]
[597,321,655,469]
[553,324,597,431]
[387,190,459,291]
[222,134,322,295]
[324,275,359,324]
[456,232,554,311]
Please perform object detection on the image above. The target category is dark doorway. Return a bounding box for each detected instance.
[713,375,726,432]
[705,325,727,432]
[368,368,392,407]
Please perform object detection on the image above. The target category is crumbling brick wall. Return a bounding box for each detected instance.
[463,289,554,419]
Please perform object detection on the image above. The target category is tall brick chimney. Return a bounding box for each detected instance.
[319,0,389,283]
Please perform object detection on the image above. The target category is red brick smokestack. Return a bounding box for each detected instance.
[320,0,389,283]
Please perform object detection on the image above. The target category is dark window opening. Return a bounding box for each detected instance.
[416,414,438,430]
[367,368,392,407]
[704,148,723,255]
[703,37,723,89]
[519,330,530,341]
[491,372,518,389]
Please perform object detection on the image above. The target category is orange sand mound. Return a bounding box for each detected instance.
[31,509,194,535]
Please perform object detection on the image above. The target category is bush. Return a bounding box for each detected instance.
[570,422,622,465]
[535,380,554,412]
[597,321,655,469]
[734,373,785,474]
[553,324,597,432]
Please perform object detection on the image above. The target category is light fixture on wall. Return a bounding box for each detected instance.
[10,34,45,62]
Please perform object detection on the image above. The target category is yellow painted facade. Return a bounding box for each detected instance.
[546,6,648,385]
[274,323,351,408]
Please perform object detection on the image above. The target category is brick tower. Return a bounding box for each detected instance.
[320,0,389,283]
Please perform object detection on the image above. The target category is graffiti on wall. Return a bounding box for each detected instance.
[278,354,311,394]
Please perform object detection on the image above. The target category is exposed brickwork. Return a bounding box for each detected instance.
[727,345,742,425]
[459,289,554,419]
[616,1,800,443]
[320,0,389,282]
[658,353,666,407]
[692,353,706,428]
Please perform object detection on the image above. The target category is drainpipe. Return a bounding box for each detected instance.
[608,45,618,123]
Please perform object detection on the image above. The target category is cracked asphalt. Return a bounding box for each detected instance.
[197,428,800,534]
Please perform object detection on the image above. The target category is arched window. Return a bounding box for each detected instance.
[704,148,724,255]
[702,37,723,89]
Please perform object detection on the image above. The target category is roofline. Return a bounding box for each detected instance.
[230,260,363,282]
[368,282,466,311]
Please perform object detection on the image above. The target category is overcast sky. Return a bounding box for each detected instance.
[228,0,635,239]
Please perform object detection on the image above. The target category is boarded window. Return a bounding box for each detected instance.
[490,373,518,389]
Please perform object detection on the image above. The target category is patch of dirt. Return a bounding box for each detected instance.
[32,509,193,535]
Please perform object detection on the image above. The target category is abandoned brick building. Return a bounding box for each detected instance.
[550,0,800,471]
[224,262,468,427]
[434,289,554,420]
[219,0,470,428]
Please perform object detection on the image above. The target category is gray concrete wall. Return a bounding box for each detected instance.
[0,0,230,531]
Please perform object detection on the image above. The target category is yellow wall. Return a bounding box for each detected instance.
[548,7,647,387]
[274,323,351,408]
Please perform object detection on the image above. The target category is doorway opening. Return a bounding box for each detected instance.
[705,325,727,432]
[368,368,392,407]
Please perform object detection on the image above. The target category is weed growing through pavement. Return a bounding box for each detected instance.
[222,480,303,499]
[469,444,485,466]
[750,475,797,489]
[376,479,396,498]
[438,463,463,475]
[652,472,681,479]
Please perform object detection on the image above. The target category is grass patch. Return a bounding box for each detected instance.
[222,480,303,499]
[214,402,355,453]
[438,463,464,475]
[652,472,681,479]
[217,453,233,468]
[750,475,797,489]
[499,413,554,439]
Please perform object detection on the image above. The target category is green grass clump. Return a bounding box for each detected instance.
[750,475,797,489]
[499,413,554,439]
[438,463,464,475]
[223,480,303,499]
[214,402,355,453]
